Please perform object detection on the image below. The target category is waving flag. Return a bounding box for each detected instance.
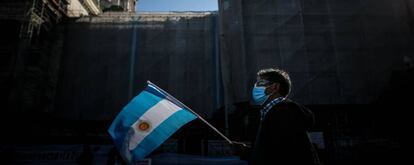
[108,82,197,163]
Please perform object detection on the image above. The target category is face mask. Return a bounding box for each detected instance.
[252,86,269,105]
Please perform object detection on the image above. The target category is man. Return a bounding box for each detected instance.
[234,68,320,165]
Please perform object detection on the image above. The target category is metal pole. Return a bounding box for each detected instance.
[147,81,233,144]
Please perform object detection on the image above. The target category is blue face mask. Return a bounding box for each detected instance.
[252,86,269,105]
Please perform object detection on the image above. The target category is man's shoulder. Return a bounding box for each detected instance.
[267,99,306,117]
[274,98,300,109]
[267,99,315,126]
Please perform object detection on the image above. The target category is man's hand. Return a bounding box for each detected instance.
[230,141,250,161]
[231,141,247,147]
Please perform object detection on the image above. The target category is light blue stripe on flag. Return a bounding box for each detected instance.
[108,83,197,163]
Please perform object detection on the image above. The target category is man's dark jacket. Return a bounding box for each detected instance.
[250,99,320,165]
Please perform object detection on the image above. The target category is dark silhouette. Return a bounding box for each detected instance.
[106,147,126,165]
[76,144,93,165]
[233,68,320,165]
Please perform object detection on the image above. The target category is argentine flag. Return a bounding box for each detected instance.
[108,82,197,163]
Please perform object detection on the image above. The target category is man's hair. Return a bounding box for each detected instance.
[257,68,291,97]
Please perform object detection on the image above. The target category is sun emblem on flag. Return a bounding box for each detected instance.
[137,121,151,131]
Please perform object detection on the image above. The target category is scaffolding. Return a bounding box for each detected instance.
[23,0,69,40]
[0,0,75,41]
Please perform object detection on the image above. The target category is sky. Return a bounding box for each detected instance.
[136,0,218,12]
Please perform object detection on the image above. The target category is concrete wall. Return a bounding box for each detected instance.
[54,12,219,120]
[54,0,414,120]
[219,0,414,106]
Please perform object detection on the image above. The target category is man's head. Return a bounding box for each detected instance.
[256,68,291,98]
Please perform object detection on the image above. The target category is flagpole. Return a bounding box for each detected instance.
[147,81,233,144]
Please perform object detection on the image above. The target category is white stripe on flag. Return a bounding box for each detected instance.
[128,99,182,150]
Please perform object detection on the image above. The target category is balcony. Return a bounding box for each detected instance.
[80,0,101,15]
